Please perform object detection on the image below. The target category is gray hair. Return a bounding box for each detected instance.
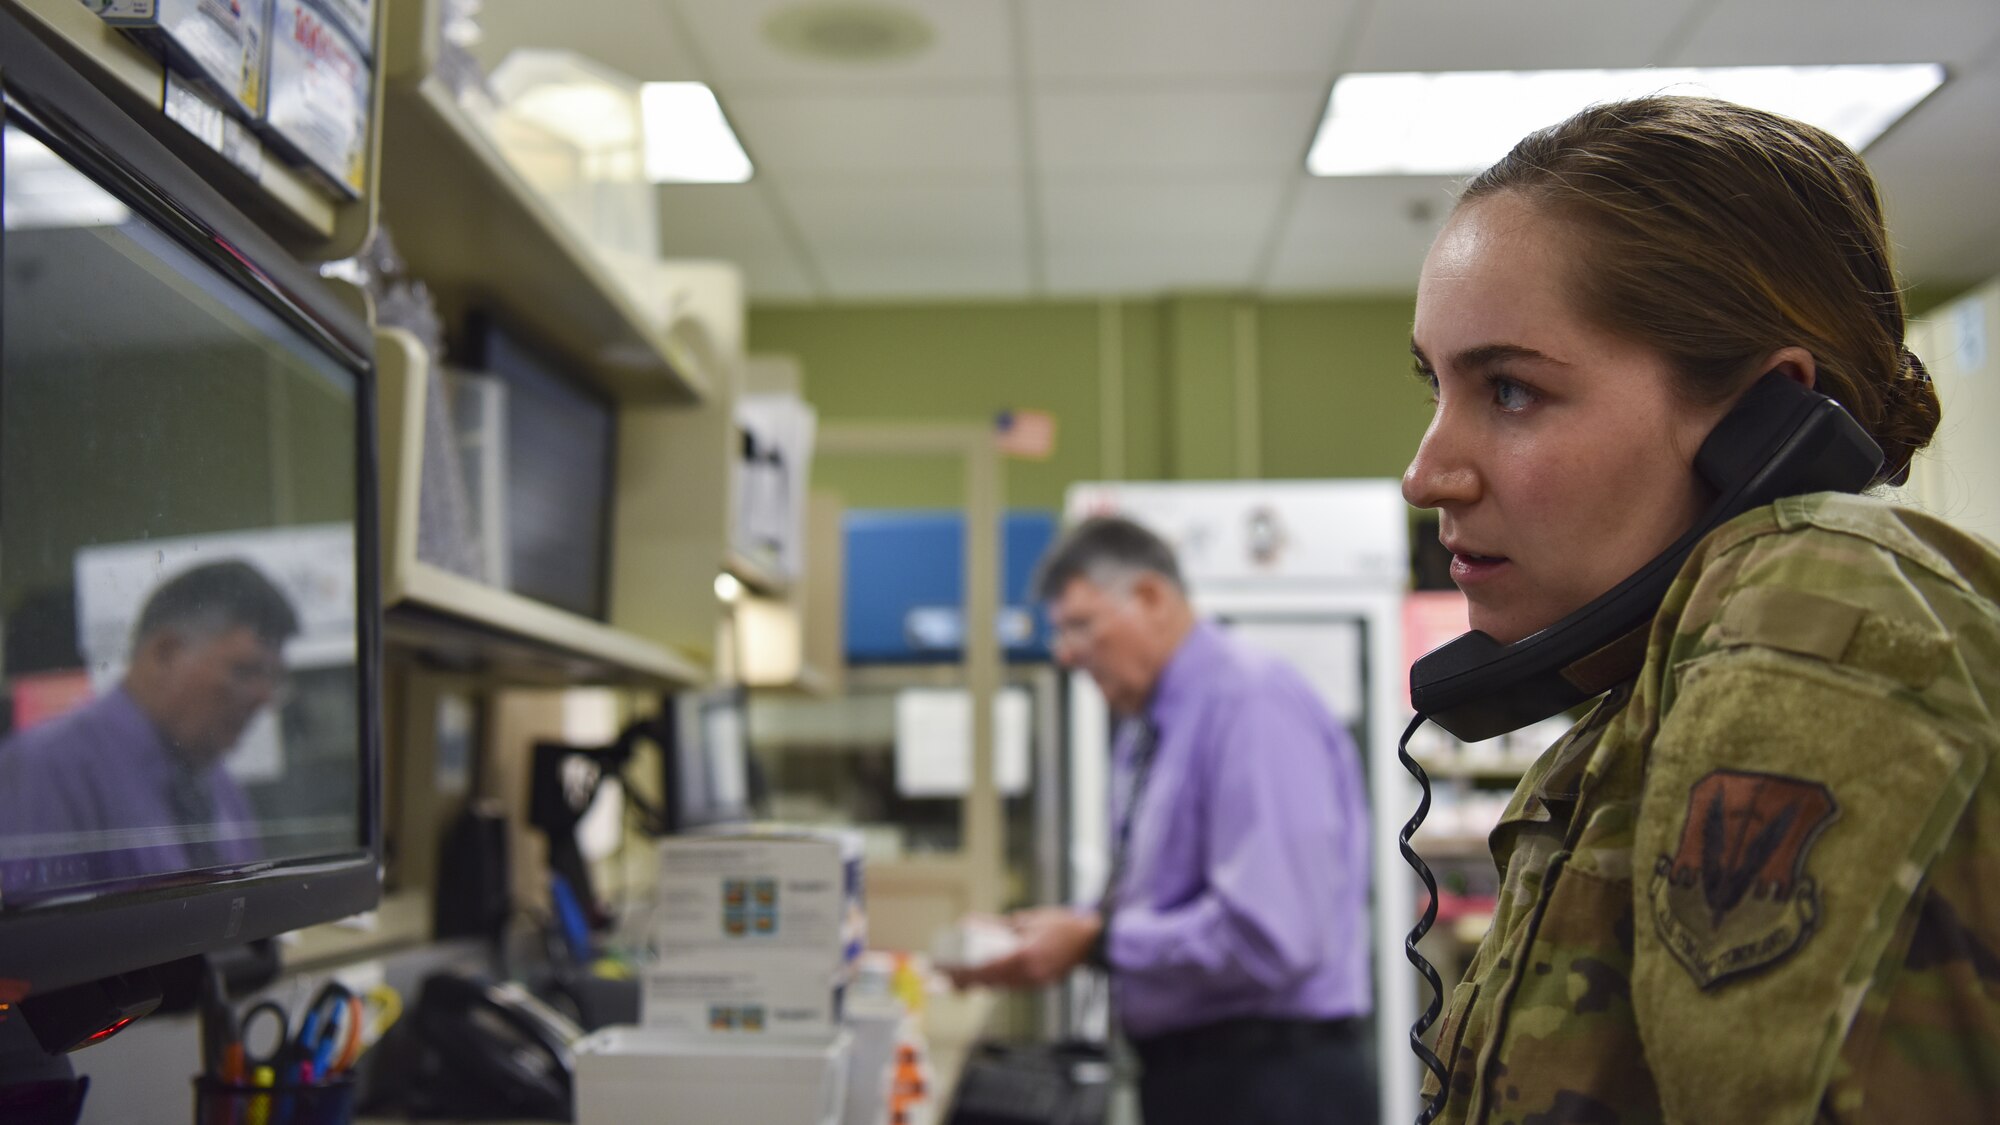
[1032,516,1184,602]
[132,560,299,650]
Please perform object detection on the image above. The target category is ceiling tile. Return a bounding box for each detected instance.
[1261,176,1458,294]
[1034,87,1324,173]
[779,176,1029,298]
[1023,0,1356,83]
[1041,174,1284,251]
[1668,0,2000,68]
[654,185,818,301]
[779,173,1024,247]
[816,252,1033,300]
[1870,65,2000,283]
[469,0,701,81]
[463,0,2000,301]
[674,0,1012,91]
[726,92,1019,174]
[1349,0,1699,73]
[1044,244,1264,297]
[1042,174,1285,295]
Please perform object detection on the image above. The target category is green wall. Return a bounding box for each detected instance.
[749,294,1423,510]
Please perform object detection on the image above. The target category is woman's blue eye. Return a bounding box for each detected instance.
[1491,377,1533,411]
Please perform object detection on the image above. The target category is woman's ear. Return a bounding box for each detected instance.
[1762,346,1818,391]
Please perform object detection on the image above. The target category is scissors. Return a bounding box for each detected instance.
[236,1001,292,1077]
[292,983,360,1083]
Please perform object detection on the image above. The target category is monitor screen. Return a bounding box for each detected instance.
[0,30,378,997]
[470,317,616,621]
[669,689,751,831]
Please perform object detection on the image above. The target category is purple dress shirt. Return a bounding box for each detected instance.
[0,687,259,900]
[1104,622,1372,1039]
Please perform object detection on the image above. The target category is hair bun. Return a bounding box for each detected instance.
[1901,347,1932,387]
[1879,346,1941,487]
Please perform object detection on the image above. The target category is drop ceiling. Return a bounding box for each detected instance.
[469,0,2000,303]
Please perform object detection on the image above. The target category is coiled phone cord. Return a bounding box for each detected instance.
[1398,712,1450,1125]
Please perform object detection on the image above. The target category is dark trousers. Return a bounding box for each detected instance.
[1132,1017,1377,1125]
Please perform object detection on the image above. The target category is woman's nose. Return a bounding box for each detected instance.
[1402,406,1480,511]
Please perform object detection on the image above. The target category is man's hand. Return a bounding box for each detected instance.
[946,907,1103,991]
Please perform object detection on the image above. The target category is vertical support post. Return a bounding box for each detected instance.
[961,432,1005,913]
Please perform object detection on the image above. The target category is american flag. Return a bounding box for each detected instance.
[994,409,1057,460]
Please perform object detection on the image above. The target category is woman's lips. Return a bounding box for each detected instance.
[1450,552,1511,585]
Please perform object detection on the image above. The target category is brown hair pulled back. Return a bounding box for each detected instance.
[1461,95,1939,483]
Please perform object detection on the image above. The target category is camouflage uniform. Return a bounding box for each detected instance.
[1424,493,2000,1124]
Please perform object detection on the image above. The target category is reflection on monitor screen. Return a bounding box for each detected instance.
[0,119,365,907]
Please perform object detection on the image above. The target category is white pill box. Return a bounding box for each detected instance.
[263,0,370,197]
[316,0,372,54]
[88,0,273,120]
[574,1027,850,1125]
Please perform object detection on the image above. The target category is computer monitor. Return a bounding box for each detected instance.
[463,313,617,622]
[0,9,380,1009]
[665,689,752,832]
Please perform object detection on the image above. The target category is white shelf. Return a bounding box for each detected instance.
[376,73,707,404]
[726,549,794,599]
[386,560,705,687]
[282,888,430,970]
[374,327,706,688]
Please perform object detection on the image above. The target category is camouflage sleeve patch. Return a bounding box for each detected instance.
[1632,648,1986,1125]
[1650,770,1838,989]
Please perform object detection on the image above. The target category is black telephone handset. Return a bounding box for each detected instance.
[1410,371,1885,742]
[1400,372,1883,1124]
[367,971,581,1121]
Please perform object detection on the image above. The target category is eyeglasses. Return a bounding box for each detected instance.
[1049,617,1095,649]
[224,657,292,703]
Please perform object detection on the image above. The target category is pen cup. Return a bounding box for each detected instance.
[192,1074,355,1125]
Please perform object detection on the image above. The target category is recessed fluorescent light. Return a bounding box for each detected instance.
[1306,64,1945,177]
[642,82,754,184]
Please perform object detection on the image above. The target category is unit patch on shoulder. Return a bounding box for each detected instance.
[1650,769,1840,989]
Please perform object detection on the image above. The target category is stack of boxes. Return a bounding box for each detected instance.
[641,827,865,1041]
[84,0,374,197]
[574,828,866,1125]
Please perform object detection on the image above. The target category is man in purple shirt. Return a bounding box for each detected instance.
[0,560,296,898]
[952,517,1376,1124]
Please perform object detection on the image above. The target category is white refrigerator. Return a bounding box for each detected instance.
[1062,479,1416,1125]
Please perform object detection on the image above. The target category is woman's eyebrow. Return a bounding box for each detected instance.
[1450,343,1568,370]
[1410,341,1565,371]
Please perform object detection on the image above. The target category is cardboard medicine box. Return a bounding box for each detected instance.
[641,957,845,1041]
[263,0,370,197]
[644,830,865,1041]
[649,830,865,966]
[315,0,372,54]
[574,1027,851,1125]
[87,0,272,119]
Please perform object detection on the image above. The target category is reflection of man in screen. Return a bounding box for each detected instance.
[0,560,298,893]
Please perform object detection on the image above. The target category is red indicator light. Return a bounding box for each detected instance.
[85,1017,135,1044]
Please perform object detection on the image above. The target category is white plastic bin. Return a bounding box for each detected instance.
[574,1026,850,1125]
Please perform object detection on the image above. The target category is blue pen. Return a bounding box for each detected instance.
[311,1023,339,1081]
[549,872,593,964]
[293,1006,321,1070]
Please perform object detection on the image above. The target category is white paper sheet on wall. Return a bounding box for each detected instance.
[894,687,1032,798]
[1220,616,1367,728]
